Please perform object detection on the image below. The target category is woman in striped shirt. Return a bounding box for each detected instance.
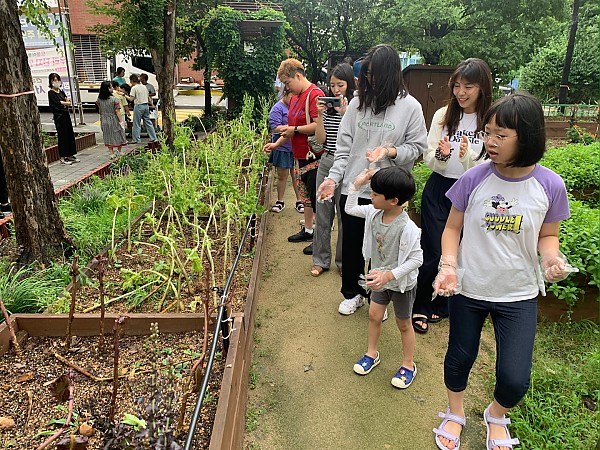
[310,63,356,277]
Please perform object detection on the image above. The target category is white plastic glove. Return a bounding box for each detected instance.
[432,255,464,298]
[541,252,578,283]
[317,178,336,202]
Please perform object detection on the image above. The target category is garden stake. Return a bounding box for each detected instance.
[64,256,79,352]
[0,296,20,356]
[94,256,108,352]
[109,316,127,421]
[36,370,76,450]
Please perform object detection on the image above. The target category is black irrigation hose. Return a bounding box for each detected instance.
[184,161,268,449]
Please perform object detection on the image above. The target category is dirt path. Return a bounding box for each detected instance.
[245,179,496,450]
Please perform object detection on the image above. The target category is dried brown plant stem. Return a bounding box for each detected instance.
[95,256,108,353]
[64,256,79,352]
[36,371,75,450]
[109,316,127,421]
[0,296,20,356]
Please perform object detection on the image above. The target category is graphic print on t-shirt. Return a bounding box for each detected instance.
[482,193,523,234]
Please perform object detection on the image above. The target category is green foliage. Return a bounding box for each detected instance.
[511,321,599,449]
[522,2,599,103]
[201,6,287,117]
[549,199,599,306]
[410,161,433,214]
[0,262,70,316]
[566,125,597,146]
[540,142,599,207]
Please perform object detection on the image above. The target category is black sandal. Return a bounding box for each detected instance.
[429,314,447,324]
[271,201,285,213]
[412,316,428,334]
[295,201,304,213]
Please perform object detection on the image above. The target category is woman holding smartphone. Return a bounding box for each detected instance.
[310,63,356,276]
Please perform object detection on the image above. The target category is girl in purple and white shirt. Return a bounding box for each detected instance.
[432,93,573,450]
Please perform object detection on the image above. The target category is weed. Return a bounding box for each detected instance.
[245,407,263,432]
[249,366,258,389]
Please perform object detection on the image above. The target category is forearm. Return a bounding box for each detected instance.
[295,122,317,135]
[538,235,560,258]
[391,248,423,279]
[315,114,326,144]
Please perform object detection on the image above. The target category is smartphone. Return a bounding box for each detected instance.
[318,96,341,108]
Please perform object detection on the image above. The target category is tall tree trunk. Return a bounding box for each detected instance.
[159,0,177,150]
[0,0,73,265]
[558,0,580,105]
[195,31,211,116]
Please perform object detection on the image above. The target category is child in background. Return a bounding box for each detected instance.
[433,93,574,450]
[266,88,303,214]
[111,80,129,129]
[346,166,422,389]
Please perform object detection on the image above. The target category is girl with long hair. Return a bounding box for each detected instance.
[412,58,493,334]
[96,81,127,158]
[317,44,427,316]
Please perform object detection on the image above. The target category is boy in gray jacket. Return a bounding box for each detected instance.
[346,166,422,389]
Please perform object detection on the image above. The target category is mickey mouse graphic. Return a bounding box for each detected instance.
[484,194,518,214]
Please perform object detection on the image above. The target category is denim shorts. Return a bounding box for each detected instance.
[268,149,295,169]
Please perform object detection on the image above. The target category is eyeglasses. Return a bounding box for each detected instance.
[476,131,518,143]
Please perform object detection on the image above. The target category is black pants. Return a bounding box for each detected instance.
[54,113,77,158]
[339,193,371,299]
[413,172,457,318]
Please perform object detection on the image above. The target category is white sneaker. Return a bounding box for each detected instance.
[338,295,365,315]
[382,308,389,322]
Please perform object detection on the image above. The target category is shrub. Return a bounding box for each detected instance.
[410,161,432,214]
[540,142,599,207]
[549,199,600,307]
[566,125,597,145]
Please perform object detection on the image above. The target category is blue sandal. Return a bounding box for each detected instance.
[433,409,466,450]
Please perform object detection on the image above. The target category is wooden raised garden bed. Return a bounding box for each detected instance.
[0,312,244,449]
[544,120,597,139]
[45,132,97,164]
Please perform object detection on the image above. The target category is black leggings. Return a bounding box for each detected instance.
[444,295,537,408]
[339,194,371,299]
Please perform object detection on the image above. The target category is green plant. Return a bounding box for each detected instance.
[410,161,433,214]
[566,125,597,145]
[201,6,287,118]
[245,407,263,432]
[548,199,600,307]
[541,142,599,207]
[510,321,599,448]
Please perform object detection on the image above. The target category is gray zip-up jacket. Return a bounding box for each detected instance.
[327,94,427,198]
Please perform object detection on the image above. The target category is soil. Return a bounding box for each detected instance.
[68,215,255,316]
[244,178,498,450]
[0,330,223,449]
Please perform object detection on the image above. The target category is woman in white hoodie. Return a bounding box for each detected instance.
[318,44,427,316]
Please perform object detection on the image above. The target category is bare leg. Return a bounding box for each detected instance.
[304,206,315,230]
[276,167,288,202]
[487,400,512,450]
[290,167,301,202]
[396,318,415,369]
[366,302,386,357]
[437,390,466,450]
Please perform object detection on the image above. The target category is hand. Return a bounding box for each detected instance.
[542,256,569,282]
[273,125,287,134]
[317,178,336,201]
[334,95,348,116]
[438,136,451,157]
[433,255,458,297]
[459,135,469,158]
[366,146,391,163]
[316,98,327,114]
[353,168,375,189]
[281,126,295,139]
[263,142,277,153]
[365,269,394,290]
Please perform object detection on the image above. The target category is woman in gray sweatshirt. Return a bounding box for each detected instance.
[318,44,427,316]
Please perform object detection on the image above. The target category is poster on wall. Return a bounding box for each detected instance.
[27,47,79,107]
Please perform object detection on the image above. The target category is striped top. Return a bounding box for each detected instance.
[323,110,343,154]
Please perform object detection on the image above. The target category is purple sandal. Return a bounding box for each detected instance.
[484,404,520,450]
[433,409,466,450]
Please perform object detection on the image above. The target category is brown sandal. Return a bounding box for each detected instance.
[310,265,328,277]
